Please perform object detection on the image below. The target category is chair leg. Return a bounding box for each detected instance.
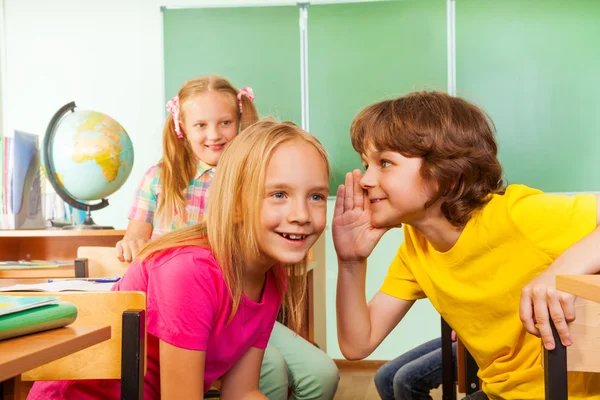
[464,348,479,395]
[121,309,146,400]
[544,319,567,400]
[1,375,22,400]
[441,317,457,400]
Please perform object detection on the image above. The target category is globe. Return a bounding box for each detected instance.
[43,102,134,229]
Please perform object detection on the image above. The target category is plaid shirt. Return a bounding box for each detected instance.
[128,160,215,239]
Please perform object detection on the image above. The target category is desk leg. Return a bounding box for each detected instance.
[1,375,22,400]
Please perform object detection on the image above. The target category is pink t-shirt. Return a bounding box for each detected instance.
[27,246,284,400]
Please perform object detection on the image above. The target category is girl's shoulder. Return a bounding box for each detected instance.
[145,245,223,279]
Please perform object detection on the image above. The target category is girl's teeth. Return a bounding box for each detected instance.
[281,233,306,240]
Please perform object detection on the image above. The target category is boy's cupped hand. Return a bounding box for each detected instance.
[332,169,389,263]
[519,269,576,350]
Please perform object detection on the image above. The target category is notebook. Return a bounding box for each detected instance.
[0,301,78,340]
[0,295,59,316]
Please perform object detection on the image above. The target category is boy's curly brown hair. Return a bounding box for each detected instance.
[351,91,505,227]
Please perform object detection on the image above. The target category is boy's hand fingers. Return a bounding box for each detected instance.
[547,289,575,346]
[547,290,572,347]
[520,288,540,337]
[352,169,363,210]
[532,291,555,350]
[559,293,576,323]
[334,185,345,217]
[343,172,354,211]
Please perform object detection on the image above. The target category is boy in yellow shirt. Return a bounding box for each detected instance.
[333,91,600,400]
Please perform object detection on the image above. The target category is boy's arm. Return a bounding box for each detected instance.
[337,258,414,360]
[520,194,600,350]
[160,340,205,400]
[220,347,268,400]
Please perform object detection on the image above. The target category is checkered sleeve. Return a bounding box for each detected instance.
[128,165,159,224]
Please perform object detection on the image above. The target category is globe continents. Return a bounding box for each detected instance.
[48,109,134,201]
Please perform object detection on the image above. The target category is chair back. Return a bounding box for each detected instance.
[77,246,130,278]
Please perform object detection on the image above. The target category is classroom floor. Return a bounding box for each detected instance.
[333,368,454,400]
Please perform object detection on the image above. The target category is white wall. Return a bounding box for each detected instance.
[3,0,439,360]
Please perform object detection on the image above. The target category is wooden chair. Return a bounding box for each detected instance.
[544,295,600,399]
[441,317,480,400]
[76,246,130,278]
[8,291,146,400]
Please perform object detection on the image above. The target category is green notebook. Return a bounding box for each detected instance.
[0,301,78,341]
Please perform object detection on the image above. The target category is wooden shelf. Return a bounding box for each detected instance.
[0,230,125,237]
[0,230,125,262]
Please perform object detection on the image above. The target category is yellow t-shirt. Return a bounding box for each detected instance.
[381,184,599,400]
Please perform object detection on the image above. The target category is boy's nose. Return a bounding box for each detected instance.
[360,169,376,189]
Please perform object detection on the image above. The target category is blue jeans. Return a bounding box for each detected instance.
[374,338,457,400]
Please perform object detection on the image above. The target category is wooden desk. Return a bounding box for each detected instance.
[0,230,125,262]
[555,275,600,373]
[0,325,111,399]
[556,274,600,303]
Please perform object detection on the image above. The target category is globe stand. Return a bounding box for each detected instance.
[43,101,115,230]
[61,205,114,230]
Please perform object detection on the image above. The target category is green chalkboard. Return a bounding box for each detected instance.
[308,0,447,192]
[457,0,600,192]
[163,6,301,124]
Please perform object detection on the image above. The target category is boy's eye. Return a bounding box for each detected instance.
[381,160,391,168]
[222,120,232,126]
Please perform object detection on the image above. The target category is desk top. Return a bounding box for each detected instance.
[557,275,600,303]
[0,324,111,382]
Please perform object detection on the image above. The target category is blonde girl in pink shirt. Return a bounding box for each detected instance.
[117,75,338,399]
[28,119,331,400]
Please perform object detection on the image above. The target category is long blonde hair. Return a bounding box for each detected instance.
[159,74,259,227]
[137,119,330,333]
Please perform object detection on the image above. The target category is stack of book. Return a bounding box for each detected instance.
[0,295,78,340]
[0,131,45,230]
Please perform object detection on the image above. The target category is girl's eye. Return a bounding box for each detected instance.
[272,192,286,199]
[195,123,206,128]
[310,194,326,201]
[222,120,232,126]
[381,159,391,168]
